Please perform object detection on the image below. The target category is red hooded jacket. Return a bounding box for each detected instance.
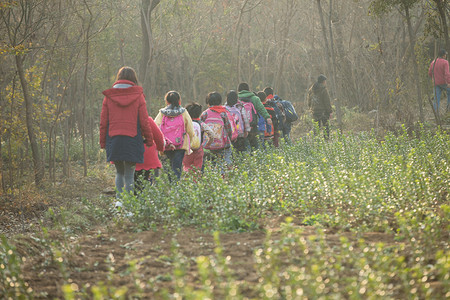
[136,117,165,171]
[100,80,153,149]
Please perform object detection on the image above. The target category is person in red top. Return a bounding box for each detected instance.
[257,91,277,148]
[201,92,233,173]
[100,66,154,200]
[134,116,165,192]
[182,102,214,173]
[428,49,450,113]
[263,87,280,147]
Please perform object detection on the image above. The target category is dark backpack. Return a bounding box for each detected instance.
[257,112,266,132]
[281,100,298,123]
[268,100,284,129]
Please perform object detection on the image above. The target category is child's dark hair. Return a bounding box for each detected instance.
[238,82,250,92]
[206,91,222,106]
[185,102,202,119]
[263,87,274,96]
[226,90,238,106]
[257,91,267,103]
[438,49,447,57]
[165,91,181,107]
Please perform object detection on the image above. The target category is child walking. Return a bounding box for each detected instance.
[225,90,250,153]
[155,91,195,181]
[134,116,165,192]
[182,102,214,173]
[201,92,233,172]
[257,91,278,147]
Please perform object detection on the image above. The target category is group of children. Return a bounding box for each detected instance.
[100,66,299,201]
[134,84,298,191]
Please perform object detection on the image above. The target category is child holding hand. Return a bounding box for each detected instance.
[134,116,165,192]
[183,102,214,173]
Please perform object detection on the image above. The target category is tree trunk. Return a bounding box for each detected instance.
[434,0,449,52]
[274,0,297,95]
[15,55,44,187]
[139,0,161,97]
[0,110,3,193]
[317,0,343,131]
[405,5,424,123]
[328,0,343,131]
[234,0,252,83]
[82,26,90,177]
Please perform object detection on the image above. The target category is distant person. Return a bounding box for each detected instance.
[155,91,195,181]
[257,91,277,148]
[134,116,165,193]
[307,74,332,139]
[238,82,272,151]
[274,95,298,143]
[264,87,284,147]
[428,49,450,113]
[100,66,154,201]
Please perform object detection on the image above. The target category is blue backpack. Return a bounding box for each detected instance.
[257,113,266,132]
[281,100,298,123]
[268,100,284,130]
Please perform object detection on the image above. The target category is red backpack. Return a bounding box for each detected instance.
[160,114,185,150]
[264,107,275,138]
[202,108,229,150]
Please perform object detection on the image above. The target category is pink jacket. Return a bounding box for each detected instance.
[100,80,153,149]
[136,117,165,171]
[428,58,450,86]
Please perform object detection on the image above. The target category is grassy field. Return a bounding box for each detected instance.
[1,127,449,299]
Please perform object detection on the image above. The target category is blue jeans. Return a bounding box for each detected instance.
[114,161,136,198]
[245,129,259,152]
[165,149,185,181]
[209,147,232,174]
[434,85,450,112]
[282,122,292,143]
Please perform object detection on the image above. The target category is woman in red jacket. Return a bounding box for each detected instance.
[100,67,154,200]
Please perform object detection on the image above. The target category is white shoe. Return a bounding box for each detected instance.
[114,201,123,208]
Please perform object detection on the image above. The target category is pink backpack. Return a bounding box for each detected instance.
[240,100,257,128]
[226,110,239,141]
[202,109,229,150]
[160,114,185,150]
[226,105,244,138]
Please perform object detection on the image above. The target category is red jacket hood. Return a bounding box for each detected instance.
[102,81,144,107]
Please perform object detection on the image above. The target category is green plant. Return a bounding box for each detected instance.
[0,235,33,299]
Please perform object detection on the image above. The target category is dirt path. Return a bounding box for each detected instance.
[1,175,398,299]
[16,217,396,299]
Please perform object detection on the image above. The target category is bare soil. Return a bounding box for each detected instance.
[1,175,398,299]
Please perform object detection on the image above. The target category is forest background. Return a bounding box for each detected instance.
[0,0,449,190]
